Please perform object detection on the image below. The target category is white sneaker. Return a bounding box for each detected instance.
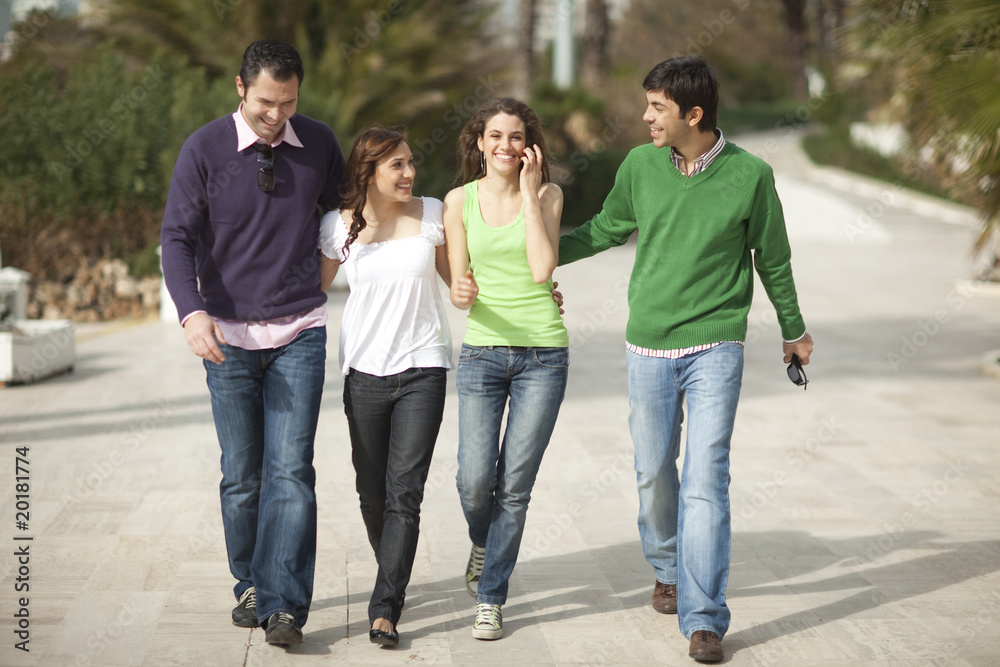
[472,603,503,640]
[465,544,485,597]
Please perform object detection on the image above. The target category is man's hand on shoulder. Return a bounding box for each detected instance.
[183,312,227,365]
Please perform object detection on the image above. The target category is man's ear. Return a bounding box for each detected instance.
[687,106,704,128]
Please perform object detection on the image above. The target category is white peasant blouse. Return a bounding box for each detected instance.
[318,197,452,377]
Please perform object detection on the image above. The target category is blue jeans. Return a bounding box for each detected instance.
[343,366,447,626]
[626,343,743,640]
[204,325,326,629]
[456,344,569,606]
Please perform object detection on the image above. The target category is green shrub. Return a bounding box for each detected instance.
[0,45,233,280]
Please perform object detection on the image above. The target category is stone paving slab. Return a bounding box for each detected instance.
[2,133,1000,665]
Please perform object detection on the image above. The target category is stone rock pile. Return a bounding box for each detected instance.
[26,259,160,322]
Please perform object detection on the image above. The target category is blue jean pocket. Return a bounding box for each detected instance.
[532,347,569,369]
[459,344,487,363]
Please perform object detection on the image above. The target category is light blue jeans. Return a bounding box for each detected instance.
[456,344,569,606]
[204,326,326,628]
[626,343,743,639]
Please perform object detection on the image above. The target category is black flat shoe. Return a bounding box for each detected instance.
[369,628,399,647]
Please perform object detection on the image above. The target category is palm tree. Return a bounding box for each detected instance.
[88,0,500,195]
[852,0,1000,274]
[90,0,498,134]
[780,0,809,100]
[512,0,537,100]
[581,0,610,90]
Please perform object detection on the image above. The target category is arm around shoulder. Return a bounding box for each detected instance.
[557,155,638,266]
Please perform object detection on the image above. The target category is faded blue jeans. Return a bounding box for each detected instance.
[626,343,743,640]
[456,344,569,606]
[205,325,326,629]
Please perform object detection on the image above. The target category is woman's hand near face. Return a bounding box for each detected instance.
[519,144,544,198]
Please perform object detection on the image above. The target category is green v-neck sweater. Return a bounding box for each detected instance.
[558,141,805,350]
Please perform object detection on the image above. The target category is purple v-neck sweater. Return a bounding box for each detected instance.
[161,113,346,323]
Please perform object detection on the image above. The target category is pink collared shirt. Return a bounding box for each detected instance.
[233,102,304,151]
[180,104,327,350]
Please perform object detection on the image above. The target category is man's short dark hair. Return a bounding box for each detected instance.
[239,39,305,88]
[643,56,719,133]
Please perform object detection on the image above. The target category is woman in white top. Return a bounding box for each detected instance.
[318,127,451,649]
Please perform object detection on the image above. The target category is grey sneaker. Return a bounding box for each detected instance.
[465,544,485,597]
[472,603,503,640]
[232,587,258,627]
[264,612,303,646]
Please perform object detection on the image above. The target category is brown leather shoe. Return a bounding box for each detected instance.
[688,630,723,663]
[651,580,677,614]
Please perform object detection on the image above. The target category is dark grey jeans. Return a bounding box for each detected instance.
[343,366,447,626]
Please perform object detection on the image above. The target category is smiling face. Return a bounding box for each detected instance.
[642,89,695,149]
[236,70,299,143]
[477,113,527,175]
[368,142,415,204]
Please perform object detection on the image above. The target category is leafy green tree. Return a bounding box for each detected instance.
[93,0,502,195]
[0,35,232,279]
[1,0,505,285]
[851,0,1000,272]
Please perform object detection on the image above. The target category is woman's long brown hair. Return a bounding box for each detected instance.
[339,126,407,258]
[454,97,553,186]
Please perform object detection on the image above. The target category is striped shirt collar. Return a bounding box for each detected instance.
[670,129,725,177]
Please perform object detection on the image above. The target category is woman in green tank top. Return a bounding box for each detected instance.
[442,97,569,641]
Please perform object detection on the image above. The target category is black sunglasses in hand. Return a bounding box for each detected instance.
[786,353,808,390]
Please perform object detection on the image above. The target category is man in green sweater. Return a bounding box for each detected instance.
[559,56,814,663]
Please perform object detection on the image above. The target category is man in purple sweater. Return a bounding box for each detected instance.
[160,39,346,646]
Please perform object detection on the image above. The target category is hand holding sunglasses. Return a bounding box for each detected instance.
[786,353,808,390]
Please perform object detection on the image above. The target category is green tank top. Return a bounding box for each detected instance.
[463,180,569,347]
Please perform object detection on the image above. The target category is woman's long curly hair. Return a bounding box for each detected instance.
[454,97,553,186]
[339,126,407,258]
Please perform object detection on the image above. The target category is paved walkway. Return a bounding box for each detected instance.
[2,131,1000,666]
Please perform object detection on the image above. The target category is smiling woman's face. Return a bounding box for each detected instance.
[368,142,415,204]
[478,113,528,174]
